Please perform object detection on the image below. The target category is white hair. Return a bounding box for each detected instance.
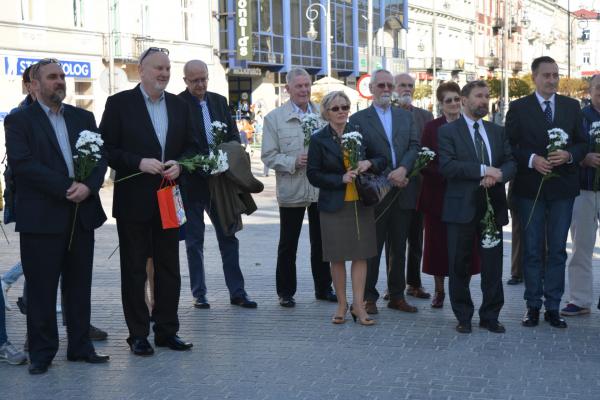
[286,68,311,84]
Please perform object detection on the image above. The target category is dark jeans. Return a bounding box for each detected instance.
[184,200,245,299]
[516,196,574,311]
[20,229,95,364]
[366,194,411,302]
[276,203,332,298]
[117,217,180,341]
[0,284,6,345]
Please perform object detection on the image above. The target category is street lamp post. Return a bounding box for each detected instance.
[306,1,332,79]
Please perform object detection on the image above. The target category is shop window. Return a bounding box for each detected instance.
[74,81,94,112]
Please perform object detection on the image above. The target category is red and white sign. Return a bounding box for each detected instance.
[357,74,372,100]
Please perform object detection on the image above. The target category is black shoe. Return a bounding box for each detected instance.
[193,296,210,309]
[67,351,110,363]
[28,362,50,375]
[279,296,295,308]
[16,297,27,315]
[522,307,540,327]
[315,289,337,302]
[479,320,506,333]
[127,337,154,356]
[544,310,567,328]
[89,324,108,341]
[230,294,257,308]
[506,276,523,285]
[155,335,193,351]
[455,322,472,334]
[597,296,600,310]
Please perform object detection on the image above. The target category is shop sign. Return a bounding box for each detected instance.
[4,56,91,78]
[236,0,252,60]
[229,67,262,77]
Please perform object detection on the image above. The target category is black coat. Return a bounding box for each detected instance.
[4,102,107,233]
[177,90,240,203]
[506,93,587,200]
[307,124,386,213]
[100,85,199,222]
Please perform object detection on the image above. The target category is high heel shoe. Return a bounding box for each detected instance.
[331,304,349,324]
[431,291,445,308]
[350,305,376,326]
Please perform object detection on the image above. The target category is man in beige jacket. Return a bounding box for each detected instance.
[262,67,335,307]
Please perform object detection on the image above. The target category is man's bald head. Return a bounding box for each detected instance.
[183,60,209,100]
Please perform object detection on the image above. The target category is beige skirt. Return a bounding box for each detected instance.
[320,201,377,262]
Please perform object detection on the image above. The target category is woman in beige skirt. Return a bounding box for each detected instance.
[307,91,386,325]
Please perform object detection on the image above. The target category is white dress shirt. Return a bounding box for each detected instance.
[463,114,491,177]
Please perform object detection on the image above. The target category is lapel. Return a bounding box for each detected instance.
[164,92,177,157]
[391,107,405,153]
[133,85,163,152]
[553,94,567,128]
[482,120,498,166]
[31,102,63,158]
[63,105,80,151]
[457,116,479,162]
[366,106,391,148]
[320,125,344,164]
[526,93,554,128]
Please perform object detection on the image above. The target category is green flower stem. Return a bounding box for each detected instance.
[113,171,144,183]
[68,203,79,251]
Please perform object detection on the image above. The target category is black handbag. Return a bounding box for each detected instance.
[355,172,391,206]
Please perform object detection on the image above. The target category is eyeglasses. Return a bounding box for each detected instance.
[185,77,208,86]
[329,105,351,112]
[30,58,61,78]
[376,82,395,89]
[139,47,170,64]
[443,96,461,104]
[397,83,414,88]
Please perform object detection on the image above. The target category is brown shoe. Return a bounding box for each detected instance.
[364,300,378,315]
[431,292,445,308]
[406,286,431,299]
[387,298,418,313]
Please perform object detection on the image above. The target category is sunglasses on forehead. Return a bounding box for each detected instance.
[30,58,62,77]
[139,47,170,64]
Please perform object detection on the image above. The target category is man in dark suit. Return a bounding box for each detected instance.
[506,56,587,329]
[349,68,419,314]
[100,48,197,356]
[438,80,516,334]
[4,59,109,374]
[393,73,434,300]
[178,59,256,309]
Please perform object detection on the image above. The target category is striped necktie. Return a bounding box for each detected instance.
[473,122,490,165]
[200,101,213,145]
[543,101,553,124]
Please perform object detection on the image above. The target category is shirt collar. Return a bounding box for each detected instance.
[373,103,391,115]
[37,99,64,115]
[291,101,312,115]
[139,84,165,103]
[462,114,483,131]
[535,91,555,107]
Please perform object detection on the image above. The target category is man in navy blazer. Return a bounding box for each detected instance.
[506,56,588,329]
[4,59,109,374]
[177,59,256,309]
[438,80,516,334]
[349,68,419,314]
[100,48,198,356]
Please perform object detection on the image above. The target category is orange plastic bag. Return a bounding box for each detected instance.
[157,178,187,229]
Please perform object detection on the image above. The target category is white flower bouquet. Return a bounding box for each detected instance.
[408,147,436,179]
[301,113,324,147]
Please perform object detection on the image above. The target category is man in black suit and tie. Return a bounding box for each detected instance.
[100,48,197,356]
[438,80,516,333]
[4,59,109,374]
[506,56,587,329]
[349,68,419,314]
[178,59,257,309]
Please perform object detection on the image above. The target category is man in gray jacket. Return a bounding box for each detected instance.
[262,68,335,307]
[349,69,420,314]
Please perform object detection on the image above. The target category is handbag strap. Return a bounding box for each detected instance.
[374,188,401,223]
[158,177,175,189]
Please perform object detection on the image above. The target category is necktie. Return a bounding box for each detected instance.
[473,122,490,165]
[543,100,553,124]
[200,101,214,146]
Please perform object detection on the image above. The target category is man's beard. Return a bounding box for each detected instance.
[44,87,66,105]
[471,105,488,119]
[397,94,412,106]
[375,93,391,107]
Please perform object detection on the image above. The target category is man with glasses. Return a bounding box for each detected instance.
[262,67,335,308]
[349,69,419,314]
[177,59,257,309]
[4,58,109,374]
[100,47,198,356]
[392,73,433,301]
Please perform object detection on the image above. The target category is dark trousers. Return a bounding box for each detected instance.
[184,200,245,299]
[366,194,411,301]
[276,203,332,298]
[20,229,95,364]
[446,198,504,323]
[510,207,523,279]
[406,209,424,287]
[117,217,180,340]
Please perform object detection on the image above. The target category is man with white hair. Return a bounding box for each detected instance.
[262,67,335,308]
[392,73,433,300]
[349,69,420,314]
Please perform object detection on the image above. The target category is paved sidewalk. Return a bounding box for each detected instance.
[2,152,600,399]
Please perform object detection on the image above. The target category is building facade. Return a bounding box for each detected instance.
[217,0,408,115]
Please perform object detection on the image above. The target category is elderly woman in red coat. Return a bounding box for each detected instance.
[417,81,481,308]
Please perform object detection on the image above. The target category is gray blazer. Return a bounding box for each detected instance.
[349,105,419,209]
[438,116,516,226]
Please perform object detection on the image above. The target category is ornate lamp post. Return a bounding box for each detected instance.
[306,1,332,78]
